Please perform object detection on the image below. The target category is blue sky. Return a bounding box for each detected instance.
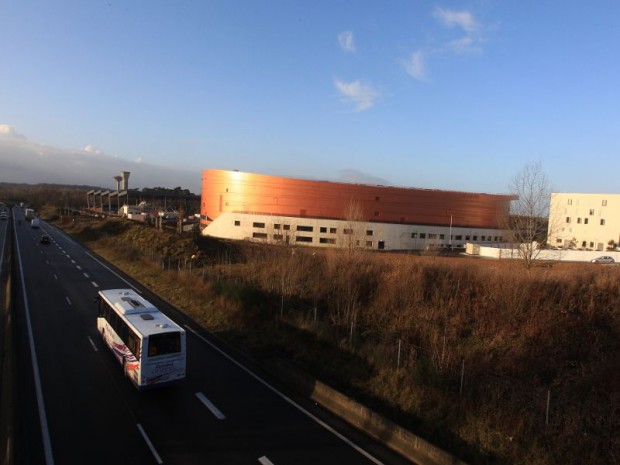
[1,1,619,194]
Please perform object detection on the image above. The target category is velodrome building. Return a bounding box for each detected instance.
[200,169,514,251]
[548,192,620,251]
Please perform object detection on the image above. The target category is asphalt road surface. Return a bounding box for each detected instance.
[6,207,412,465]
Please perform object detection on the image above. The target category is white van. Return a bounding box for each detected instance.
[31,218,40,229]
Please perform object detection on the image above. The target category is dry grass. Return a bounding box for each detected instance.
[57,216,620,465]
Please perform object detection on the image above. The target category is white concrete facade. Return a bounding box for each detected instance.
[548,193,620,251]
[203,212,505,251]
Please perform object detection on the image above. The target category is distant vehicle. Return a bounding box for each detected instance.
[591,256,615,264]
[0,211,7,220]
[31,218,41,229]
[25,208,35,221]
[96,289,186,389]
[40,234,50,244]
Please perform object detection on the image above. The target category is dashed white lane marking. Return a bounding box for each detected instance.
[76,265,81,270]
[83,273,90,278]
[53,274,58,280]
[46,260,49,265]
[71,260,76,264]
[137,424,163,465]
[195,392,226,420]
[91,281,99,288]
[258,457,275,465]
[87,336,98,352]
[184,325,385,465]
[66,297,72,306]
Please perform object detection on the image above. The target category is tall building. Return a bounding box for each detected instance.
[548,192,620,251]
[200,169,513,251]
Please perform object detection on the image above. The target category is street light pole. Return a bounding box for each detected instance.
[449,213,453,248]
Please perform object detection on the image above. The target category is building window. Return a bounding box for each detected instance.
[366,230,373,236]
[283,225,290,230]
[319,238,336,244]
[411,233,417,239]
[577,218,582,224]
[556,239,562,244]
[465,235,471,240]
[590,242,594,248]
[343,229,353,235]
[455,235,463,240]
[568,199,573,205]
[419,233,426,239]
[330,228,337,234]
[253,222,265,228]
[584,218,589,224]
[273,234,283,240]
[589,209,594,215]
[296,236,313,243]
[440,234,445,240]
[481,236,486,241]
[297,225,313,232]
[428,233,436,239]
[252,232,267,239]
[234,220,240,226]
[566,217,571,223]
[473,236,478,241]
[274,224,281,230]
[601,219,606,226]
[582,241,587,247]
[602,200,607,206]
[366,241,373,247]
[320,227,327,233]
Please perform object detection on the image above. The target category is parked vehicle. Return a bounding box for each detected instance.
[591,256,615,264]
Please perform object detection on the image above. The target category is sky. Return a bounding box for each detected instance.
[1,1,619,195]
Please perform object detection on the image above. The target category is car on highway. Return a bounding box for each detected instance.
[591,255,615,264]
[0,211,7,220]
[40,234,51,244]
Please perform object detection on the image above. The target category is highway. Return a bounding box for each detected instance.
[5,206,412,465]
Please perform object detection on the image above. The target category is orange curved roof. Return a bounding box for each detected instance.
[201,169,513,229]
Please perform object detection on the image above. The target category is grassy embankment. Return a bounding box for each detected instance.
[51,214,620,465]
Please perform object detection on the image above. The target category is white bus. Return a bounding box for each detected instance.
[96,289,186,389]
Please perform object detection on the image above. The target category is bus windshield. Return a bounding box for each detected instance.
[147,332,181,357]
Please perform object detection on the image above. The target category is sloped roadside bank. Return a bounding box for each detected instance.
[51,216,620,465]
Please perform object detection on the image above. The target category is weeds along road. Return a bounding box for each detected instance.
[4,206,413,465]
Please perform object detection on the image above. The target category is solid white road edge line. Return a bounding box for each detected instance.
[195,392,226,420]
[258,456,275,465]
[14,222,55,465]
[85,252,142,293]
[184,325,385,465]
[137,423,163,465]
[87,336,98,352]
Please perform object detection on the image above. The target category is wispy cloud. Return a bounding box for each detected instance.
[433,7,483,54]
[433,7,479,33]
[338,31,355,53]
[334,79,380,111]
[402,51,427,81]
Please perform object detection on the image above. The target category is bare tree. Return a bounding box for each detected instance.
[504,162,556,270]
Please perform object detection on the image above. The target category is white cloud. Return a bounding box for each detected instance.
[403,51,427,81]
[433,7,479,33]
[433,7,483,55]
[83,144,104,155]
[0,124,27,139]
[0,126,200,193]
[338,31,355,53]
[334,78,380,111]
